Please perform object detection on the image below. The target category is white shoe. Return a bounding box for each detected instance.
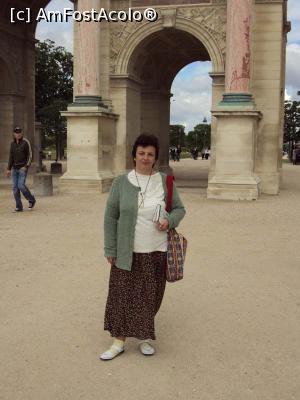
[139,340,155,356]
[99,343,124,361]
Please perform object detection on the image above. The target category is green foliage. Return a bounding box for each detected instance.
[169,125,186,147]
[38,100,67,156]
[36,39,73,109]
[284,100,300,160]
[35,39,73,152]
[186,123,211,150]
[284,100,300,143]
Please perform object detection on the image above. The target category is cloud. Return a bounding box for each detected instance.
[287,0,300,44]
[286,43,300,99]
[35,0,73,52]
[36,23,73,52]
[171,62,212,133]
[287,0,300,22]
[285,89,292,101]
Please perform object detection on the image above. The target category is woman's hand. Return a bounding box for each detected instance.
[106,257,116,266]
[157,218,169,232]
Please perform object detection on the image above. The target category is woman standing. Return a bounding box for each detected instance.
[100,134,185,360]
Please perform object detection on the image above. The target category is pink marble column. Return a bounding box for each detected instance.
[225,0,253,94]
[74,0,102,103]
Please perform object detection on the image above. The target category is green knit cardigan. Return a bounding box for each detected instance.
[104,172,186,271]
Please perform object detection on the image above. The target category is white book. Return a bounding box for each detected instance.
[152,204,161,223]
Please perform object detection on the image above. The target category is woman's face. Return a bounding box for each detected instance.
[135,145,156,172]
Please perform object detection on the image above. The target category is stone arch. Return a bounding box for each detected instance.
[111,17,224,176]
[114,17,225,76]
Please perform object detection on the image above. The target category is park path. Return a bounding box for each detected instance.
[0,160,299,400]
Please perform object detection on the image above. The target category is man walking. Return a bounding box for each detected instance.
[5,126,36,212]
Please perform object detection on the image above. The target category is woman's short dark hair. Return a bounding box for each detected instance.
[131,133,159,166]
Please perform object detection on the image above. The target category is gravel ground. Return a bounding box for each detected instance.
[0,160,299,400]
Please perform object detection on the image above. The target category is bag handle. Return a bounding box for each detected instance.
[166,175,174,213]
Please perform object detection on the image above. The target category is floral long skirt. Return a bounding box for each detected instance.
[104,251,167,340]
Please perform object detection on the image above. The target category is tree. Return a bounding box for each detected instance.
[186,123,211,150]
[284,100,300,159]
[169,125,186,147]
[37,100,67,159]
[35,39,73,158]
[185,130,195,149]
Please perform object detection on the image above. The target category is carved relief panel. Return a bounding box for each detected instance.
[109,1,226,73]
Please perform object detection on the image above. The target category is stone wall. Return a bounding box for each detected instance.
[252,1,286,194]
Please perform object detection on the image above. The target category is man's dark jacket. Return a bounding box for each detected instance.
[7,138,33,170]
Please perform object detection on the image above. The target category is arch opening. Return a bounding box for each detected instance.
[170,60,212,187]
[128,29,210,92]
[122,28,218,181]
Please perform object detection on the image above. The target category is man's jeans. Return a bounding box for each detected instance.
[12,168,35,210]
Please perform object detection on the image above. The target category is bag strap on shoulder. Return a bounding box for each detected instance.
[166,175,174,213]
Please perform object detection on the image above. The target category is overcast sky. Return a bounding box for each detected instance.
[36,0,300,133]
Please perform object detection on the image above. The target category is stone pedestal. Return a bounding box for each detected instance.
[33,173,53,196]
[207,0,262,200]
[207,109,262,200]
[59,105,118,193]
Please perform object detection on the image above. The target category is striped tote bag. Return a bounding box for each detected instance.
[165,175,187,282]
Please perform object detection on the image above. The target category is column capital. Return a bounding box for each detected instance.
[71,95,107,107]
[218,93,255,107]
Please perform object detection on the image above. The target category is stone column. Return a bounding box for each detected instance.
[208,72,225,183]
[208,0,262,200]
[224,0,252,100]
[99,0,112,109]
[73,0,104,106]
[60,0,118,193]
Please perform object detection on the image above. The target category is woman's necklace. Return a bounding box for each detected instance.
[135,168,152,208]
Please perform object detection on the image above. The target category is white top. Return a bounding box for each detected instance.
[128,170,168,253]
